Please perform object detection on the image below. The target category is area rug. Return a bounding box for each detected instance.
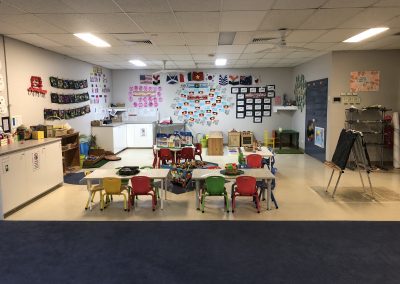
[310,186,400,202]
[275,148,304,154]
[82,159,109,169]
[1,221,400,284]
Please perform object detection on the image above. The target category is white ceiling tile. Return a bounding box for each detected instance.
[142,54,169,60]
[129,12,180,33]
[315,29,365,42]
[1,14,66,33]
[108,45,163,54]
[0,1,24,14]
[175,12,220,32]
[220,11,267,32]
[84,13,142,33]
[323,0,378,8]
[160,45,190,54]
[184,33,218,45]
[111,33,147,41]
[302,42,337,50]
[263,52,292,58]
[243,44,275,53]
[61,0,121,13]
[387,16,400,28]
[235,59,259,65]
[188,45,217,54]
[222,0,275,11]
[300,8,364,29]
[168,54,193,60]
[114,0,171,12]
[233,32,254,44]
[149,33,186,45]
[216,45,246,53]
[0,21,28,34]
[286,51,317,58]
[6,0,75,13]
[259,10,315,30]
[7,34,62,47]
[272,0,327,9]
[36,14,100,33]
[239,53,264,59]
[62,46,112,55]
[176,62,196,68]
[168,0,220,11]
[339,8,400,28]
[41,33,122,47]
[214,54,242,59]
[374,0,400,7]
[192,54,214,60]
[329,42,356,50]
[286,30,328,43]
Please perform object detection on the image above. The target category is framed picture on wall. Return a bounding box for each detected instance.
[254,104,262,110]
[250,87,257,93]
[231,87,239,94]
[267,85,275,91]
[246,98,253,104]
[253,117,262,123]
[237,106,245,112]
[263,110,271,116]
[263,98,271,103]
[246,111,253,117]
[254,98,262,104]
[237,93,245,99]
[240,87,248,93]
[267,91,275,98]
[263,104,271,110]
[246,104,253,110]
[258,87,266,93]
[1,116,10,133]
[237,100,244,106]
[254,111,262,117]
[236,112,245,119]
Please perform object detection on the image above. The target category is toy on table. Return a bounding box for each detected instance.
[225,163,238,175]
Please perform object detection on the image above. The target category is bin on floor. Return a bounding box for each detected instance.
[80,142,89,156]
[80,154,86,168]
[201,138,208,148]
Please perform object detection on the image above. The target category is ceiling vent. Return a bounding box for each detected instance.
[125,39,153,45]
[251,37,276,44]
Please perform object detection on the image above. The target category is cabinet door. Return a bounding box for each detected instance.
[126,125,135,147]
[120,125,127,151]
[0,152,28,213]
[43,142,63,189]
[25,148,45,200]
[133,124,153,147]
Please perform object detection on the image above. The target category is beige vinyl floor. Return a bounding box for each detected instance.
[6,148,400,221]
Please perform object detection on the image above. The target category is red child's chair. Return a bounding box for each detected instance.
[152,147,158,168]
[178,147,195,163]
[158,148,173,168]
[129,176,157,211]
[231,176,260,213]
[246,154,263,168]
[194,143,203,161]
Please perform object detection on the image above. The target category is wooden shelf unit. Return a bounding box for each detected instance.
[207,131,224,156]
[228,131,241,147]
[61,132,80,173]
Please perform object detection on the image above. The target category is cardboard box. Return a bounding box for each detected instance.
[32,131,44,140]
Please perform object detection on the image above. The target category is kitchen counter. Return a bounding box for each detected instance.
[0,138,61,156]
[92,121,154,127]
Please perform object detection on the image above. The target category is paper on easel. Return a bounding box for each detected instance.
[393,112,399,168]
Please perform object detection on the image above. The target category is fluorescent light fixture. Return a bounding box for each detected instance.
[73,33,110,47]
[343,27,389,43]
[215,58,227,66]
[129,60,147,67]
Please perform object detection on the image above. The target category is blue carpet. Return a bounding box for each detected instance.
[0,221,399,283]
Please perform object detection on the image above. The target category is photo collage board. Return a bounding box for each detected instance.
[233,85,275,123]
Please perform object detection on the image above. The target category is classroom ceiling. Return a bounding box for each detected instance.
[0,0,400,69]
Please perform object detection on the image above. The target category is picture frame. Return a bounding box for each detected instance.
[253,117,262,123]
[254,104,262,110]
[263,104,271,110]
[250,87,257,93]
[246,111,253,117]
[263,110,271,116]
[237,100,244,106]
[2,116,10,133]
[254,111,262,117]
[246,98,253,104]
[231,87,239,94]
[267,91,275,98]
[254,98,262,104]
[263,98,271,103]
[245,104,253,110]
[237,93,245,99]
[236,112,245,119]
[240,87,248,93]
[237,106,245,112]
[258,87,266,93]
[267,85,275,91]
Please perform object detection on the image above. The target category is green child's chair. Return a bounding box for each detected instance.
[201,176,230,213]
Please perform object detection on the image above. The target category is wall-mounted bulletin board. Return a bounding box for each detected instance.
[233,85,275,123]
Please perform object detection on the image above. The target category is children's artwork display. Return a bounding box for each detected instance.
[49,76,88,90]
[350,71,380,92]
[314,127,325,148]
[44,105,91,120]
[294,74,307,112]
[28,76,47,96]
[171,83,233,126]
[235,87,272,122]
[50,92,89,104]
[128,85,162,109]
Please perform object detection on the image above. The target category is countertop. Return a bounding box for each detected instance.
[92,121,155,127]
[0,138,62,156]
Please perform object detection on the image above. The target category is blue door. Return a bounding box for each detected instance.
[305,78,328,162]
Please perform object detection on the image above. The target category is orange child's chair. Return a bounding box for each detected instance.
[129,176,157,211]
[231,176,260,213]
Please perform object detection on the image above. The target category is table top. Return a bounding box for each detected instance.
[240,147,273,157]
[192,168,275,180]
[83,168,170,180]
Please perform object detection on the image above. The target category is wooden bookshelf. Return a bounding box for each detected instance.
[61,132,80,174]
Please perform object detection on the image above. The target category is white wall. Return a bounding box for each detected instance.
[292,53,333,151]
[112,68,295,142]
[0,36,9,118]
[4,37,112,136]
[329,50,400,160]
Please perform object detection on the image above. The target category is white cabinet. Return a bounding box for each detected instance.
[113,124,127,154]
[0,141,63,215]
[126,124,153,148]
[92,125,127,154]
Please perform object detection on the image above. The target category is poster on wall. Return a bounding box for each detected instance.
[314,127,325,148]
[235,87,272,121]
[350,71,380,92]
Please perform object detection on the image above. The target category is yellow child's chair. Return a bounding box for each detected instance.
[263,130,275,149]
[100,177,130,211]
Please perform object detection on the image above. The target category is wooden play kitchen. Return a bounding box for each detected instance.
[228,130,241,147]
[207,131,223,155]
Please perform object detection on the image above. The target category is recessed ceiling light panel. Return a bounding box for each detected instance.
[343,27,389,43]
[215,58,227,66]
[129,60,147,67]
[73,33,111,47]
